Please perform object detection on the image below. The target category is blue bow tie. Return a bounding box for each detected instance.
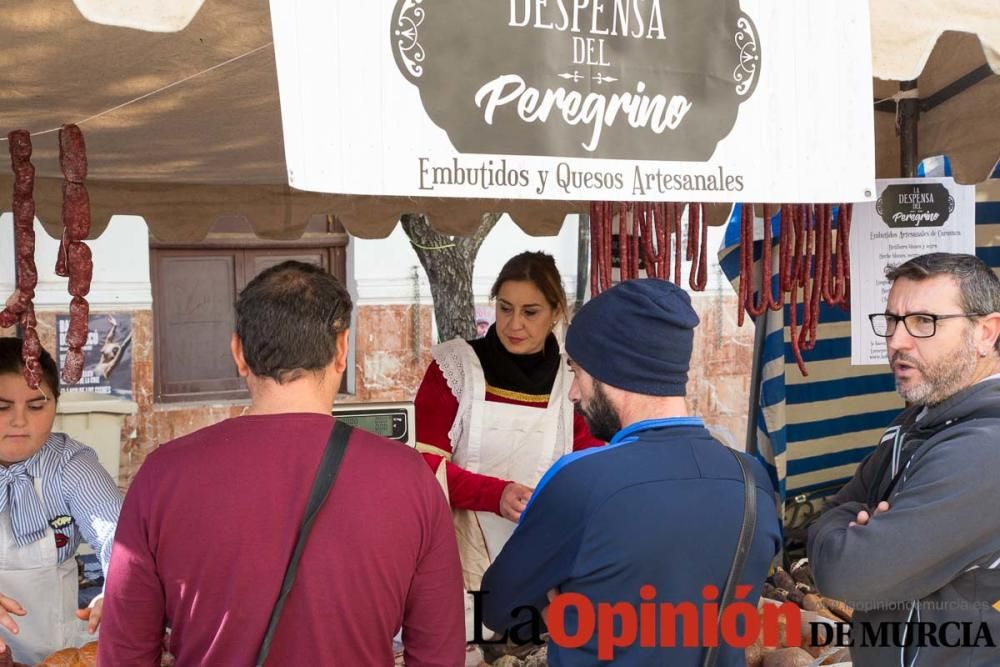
[0,462,50,547]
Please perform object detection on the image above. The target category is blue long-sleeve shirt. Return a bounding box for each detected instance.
[481,419,781,666]
[11,432,122,575]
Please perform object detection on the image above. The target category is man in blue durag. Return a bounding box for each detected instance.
[480,278,781,666]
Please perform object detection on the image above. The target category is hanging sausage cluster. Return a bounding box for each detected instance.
[56,125,94,385]
[589,201,709,294]
[0,130,43,388]
[1,125,94,388]
[738,204,852,375]
[589,201,853,377]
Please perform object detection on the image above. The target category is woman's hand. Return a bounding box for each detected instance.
[0,594,26,651]
[499,482,533,522]
[75,594,103,634]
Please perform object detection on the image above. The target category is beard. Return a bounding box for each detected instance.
[575,380,622,442]
[892,327,978,406]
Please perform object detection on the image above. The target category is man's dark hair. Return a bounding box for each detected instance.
[235,261,353,383]
[0,337,61,400]
[886,252,1000,351]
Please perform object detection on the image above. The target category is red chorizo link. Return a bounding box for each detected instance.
[814,204,828,304]
[798,206,818,353]
[63,295,91,384]
[20,323,42,388]
[819,204,840,306]
[62,348,85,385]
[765,205,783,310]
[747,205,771,317]
[67,242,93,297]
[779,205,795,295]
[838,204,853,309]
[59,124,88,183]
[596,202,612,294]
[629,204,641,280]
[62,182,92,241]
[590,202,601,296]
[637,204,657,279]
[1,289,25,327]
[13,197,35,230]
[689,204,709,291]
[617,204,630,282]
[662,203,672,281]
[654,203,668,278]
[66,297,90,349]
[56,230,70,278]
[21,323,40,357]
[738,203,753,326]
[788,282,808,376]
[833,205,846,304]
[686,202,697,262]
[672,202,682,286]
[687,203,699,289]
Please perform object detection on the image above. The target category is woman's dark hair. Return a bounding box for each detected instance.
[0,337,61,400]
[235,260,353,384]
[490,252,568,321]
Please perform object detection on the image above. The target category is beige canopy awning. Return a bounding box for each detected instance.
[871,0,1000,184]
[1,1,998,241]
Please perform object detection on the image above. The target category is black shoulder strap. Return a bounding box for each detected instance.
[702,448,758,667]
[255,419,353,667]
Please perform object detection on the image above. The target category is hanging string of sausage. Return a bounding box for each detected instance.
[589,201,710,293]
[58,125,93,385]
[736,203,853,376]
[2,125,95,387]
[588,201,853,377]
[1,131,43,389]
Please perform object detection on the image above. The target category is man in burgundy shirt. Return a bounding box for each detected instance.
[99,261,465,666]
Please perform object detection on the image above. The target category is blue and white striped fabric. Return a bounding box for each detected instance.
[0,463,50,545]
[719,200,1000,505]
[0,433,123,574]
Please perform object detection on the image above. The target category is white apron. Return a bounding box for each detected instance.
[430,339,574,641]
[458,353,571,560]
[0,478,85,664]
[435,339,575,563]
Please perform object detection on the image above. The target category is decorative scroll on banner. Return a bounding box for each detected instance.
[269,1,875,203]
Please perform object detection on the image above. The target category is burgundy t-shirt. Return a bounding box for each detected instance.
[99,414,465,666]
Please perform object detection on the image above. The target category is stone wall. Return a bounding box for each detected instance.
[686,293,755,450]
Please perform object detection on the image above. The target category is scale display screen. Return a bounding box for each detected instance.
[332,403,412,445]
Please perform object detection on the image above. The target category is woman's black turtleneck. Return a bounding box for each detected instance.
[467,324,561,396]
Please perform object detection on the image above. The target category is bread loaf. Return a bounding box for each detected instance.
[35,641,98,667]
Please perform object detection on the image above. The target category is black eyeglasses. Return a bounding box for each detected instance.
[868,312,985,338]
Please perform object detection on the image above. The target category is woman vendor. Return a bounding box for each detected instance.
[414,252,603,595]
[0,338,122,663]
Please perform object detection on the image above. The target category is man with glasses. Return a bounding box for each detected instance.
[809,252,1000,667]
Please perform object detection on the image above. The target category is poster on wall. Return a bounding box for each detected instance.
[57,313,133,398]
[269,1,875,203]
[849,178,976,365]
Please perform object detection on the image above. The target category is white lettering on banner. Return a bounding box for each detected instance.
[508,0,666,40]
[475,76,692,151]
[891,211,941,225]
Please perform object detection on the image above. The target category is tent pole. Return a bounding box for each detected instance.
[576,213,591,313]
[899,80,919,177]
[744,311,767,455]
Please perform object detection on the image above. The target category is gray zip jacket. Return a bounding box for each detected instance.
[808,377,1000,667]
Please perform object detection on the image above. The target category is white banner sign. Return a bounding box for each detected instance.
[850,178,976,365]
[269,1,875,203]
